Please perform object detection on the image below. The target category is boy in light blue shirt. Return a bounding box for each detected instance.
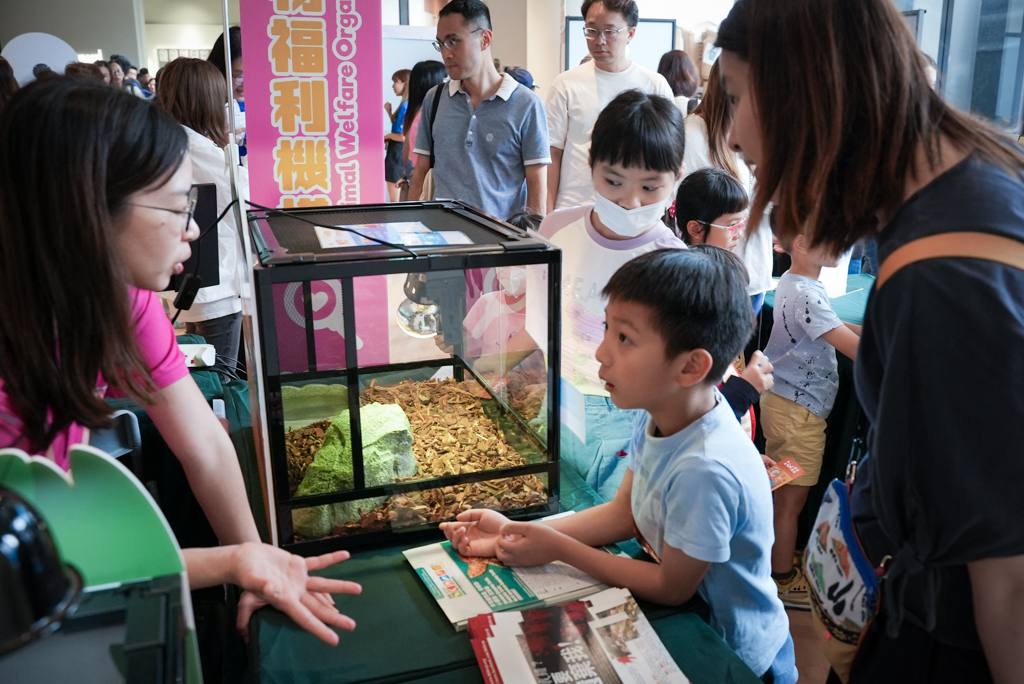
[442,248,796,683]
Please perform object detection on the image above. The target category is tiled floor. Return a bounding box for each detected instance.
[788,608,831,683]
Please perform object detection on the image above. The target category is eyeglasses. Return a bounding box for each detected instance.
[582,26,631,41]
[701,216,748,234]
[125,185,199,235]
[232,73,244,84]
[432,28,484,52]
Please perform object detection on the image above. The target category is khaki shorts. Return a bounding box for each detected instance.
[760,391,826,486]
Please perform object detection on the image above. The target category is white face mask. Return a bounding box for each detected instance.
[497,266,526,296]
[593,192,669,238]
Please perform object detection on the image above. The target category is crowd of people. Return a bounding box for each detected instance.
[1,0,1022,682]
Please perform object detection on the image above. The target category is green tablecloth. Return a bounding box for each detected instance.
[250,465,762,684]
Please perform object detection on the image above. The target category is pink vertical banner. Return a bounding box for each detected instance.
[241,0,385,207]
[240,0,389,370]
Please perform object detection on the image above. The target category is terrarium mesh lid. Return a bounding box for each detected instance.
[256,204,515,259]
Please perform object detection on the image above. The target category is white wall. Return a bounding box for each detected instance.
[489,2,529,72]
[633,0,735,33]
[144,23,224,73]
[527,0,563,94]
[0,0,145,66]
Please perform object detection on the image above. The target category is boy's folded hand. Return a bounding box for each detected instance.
[495,521,563,567]
[439,509,509,557]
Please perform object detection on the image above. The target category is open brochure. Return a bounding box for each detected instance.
[468,587,690,684]
[767,457,806,490]
[404,540,612,631]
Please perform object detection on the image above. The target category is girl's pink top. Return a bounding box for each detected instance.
[0,288,189,470]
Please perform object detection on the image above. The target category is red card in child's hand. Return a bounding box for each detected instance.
[767,457,806,490]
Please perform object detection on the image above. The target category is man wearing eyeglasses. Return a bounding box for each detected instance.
[545,0,674,213]
[408,0,550,219]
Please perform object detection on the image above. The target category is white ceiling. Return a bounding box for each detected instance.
[143,0,240,26]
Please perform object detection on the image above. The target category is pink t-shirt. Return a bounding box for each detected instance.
[0,288,189,470]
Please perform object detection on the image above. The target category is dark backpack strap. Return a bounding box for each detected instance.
[428,84,443,170]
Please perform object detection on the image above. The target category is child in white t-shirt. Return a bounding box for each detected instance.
[762,225,861,609]
[527,88,687,502]
[444,249,797,684]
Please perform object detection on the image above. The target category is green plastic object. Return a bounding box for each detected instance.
[292,403,418,538]
[0,445,202,683]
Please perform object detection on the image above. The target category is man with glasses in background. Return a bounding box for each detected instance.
[408,0,550,219]
[545,0,673,212]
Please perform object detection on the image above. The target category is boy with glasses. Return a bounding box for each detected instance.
[409,0,550,219]
[544,0,673,212]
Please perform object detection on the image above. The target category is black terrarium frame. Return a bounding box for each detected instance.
[249,201,562,555]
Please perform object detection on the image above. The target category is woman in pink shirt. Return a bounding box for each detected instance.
[0,79,359,645]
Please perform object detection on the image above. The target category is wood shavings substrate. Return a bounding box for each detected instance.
[285,378,548,539]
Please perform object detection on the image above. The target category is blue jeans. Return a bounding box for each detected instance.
[762,634,798,684]
[560,395,640,503]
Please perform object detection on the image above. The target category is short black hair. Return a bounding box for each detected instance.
[603,248,753,381]
[674,168,749,244]
[581,0,639,27]
[439,0,492,31]
[589,89,684,174]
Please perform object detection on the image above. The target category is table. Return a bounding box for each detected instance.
[249,467,764,684]
[761,274,874,546]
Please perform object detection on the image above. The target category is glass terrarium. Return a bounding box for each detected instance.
[248,200,561,553]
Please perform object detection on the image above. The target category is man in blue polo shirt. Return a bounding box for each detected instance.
[408,0,550,219]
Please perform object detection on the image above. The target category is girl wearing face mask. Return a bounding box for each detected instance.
[533,89,686,502]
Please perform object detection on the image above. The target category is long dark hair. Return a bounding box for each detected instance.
[691,59,742,179]
[403,60,447,134]
[208,26,242,76]
[157,58,230,148]
[0,79,188,452]
[718,0,1024,253]
[0,57,18,113]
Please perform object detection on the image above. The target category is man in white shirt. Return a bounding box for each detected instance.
[545,0,674,212]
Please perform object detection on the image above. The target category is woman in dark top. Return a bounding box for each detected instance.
[715,1,1024,682]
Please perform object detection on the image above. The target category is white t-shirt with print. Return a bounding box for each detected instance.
[525,205,686,396]
[546,61,673,210]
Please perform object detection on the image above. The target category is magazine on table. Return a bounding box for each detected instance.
[468,587,690,684]
[404,539,614,631]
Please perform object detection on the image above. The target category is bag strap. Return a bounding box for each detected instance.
[428,84,443,170]
[876,231,1024,289]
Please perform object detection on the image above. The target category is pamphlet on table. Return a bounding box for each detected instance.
[468,587,690,684]
[404,540,612,631]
